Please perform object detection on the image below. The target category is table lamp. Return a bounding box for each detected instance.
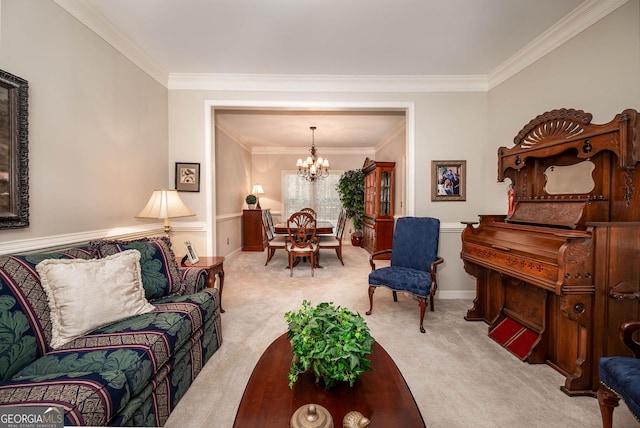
[136,189,195,237]
[252,183,264,209]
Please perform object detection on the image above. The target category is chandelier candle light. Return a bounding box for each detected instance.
[297,126,330,181]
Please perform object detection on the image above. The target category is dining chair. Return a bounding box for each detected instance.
[366,217,444,333]
[262,210,286,266]
[285,211,319,276]
[299,207,316,218]
[318,207,347,265]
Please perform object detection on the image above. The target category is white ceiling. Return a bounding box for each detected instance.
[84,0,585,76]
[68,0,610,150]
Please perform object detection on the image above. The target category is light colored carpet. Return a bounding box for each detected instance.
[165,245,637,428]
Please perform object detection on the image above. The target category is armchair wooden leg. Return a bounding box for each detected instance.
[417,297,427,333]
[366,285,375,315]
[597,384,619,428]
[336,247,344,265]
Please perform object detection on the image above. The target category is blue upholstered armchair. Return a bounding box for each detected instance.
[366,217,444,333]
[598,321,640,427]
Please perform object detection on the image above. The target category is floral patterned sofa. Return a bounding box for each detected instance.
[0,237,222,426]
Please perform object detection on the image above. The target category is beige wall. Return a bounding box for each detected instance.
[214,126,252,255]
[486,1,640,210]
[0,0,169,250]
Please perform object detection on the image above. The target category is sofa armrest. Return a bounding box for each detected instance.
[180,267,208,295]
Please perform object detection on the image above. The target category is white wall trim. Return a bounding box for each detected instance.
[207,100,416,225]
[440,222,466,233]
[205,101,215,256]
[170,74,488,92]
[52,0,168,87]
[216,212,243,222]
[57,0,626,93]
[406,105,416,215]
[251,146,376,156]
[0,224,164,255]
[437,290,476,300]
[488,0,629,88]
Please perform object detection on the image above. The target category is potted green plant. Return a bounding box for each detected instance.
[284,300,374,390]
[336,169,365,246]
[245,194,257,209]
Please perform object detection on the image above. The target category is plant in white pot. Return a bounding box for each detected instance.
[245,194,257,209]
[336,169,365,246]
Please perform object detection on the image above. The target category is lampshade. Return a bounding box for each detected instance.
[251,183,264,209]
[252,183,264,195]
[136,189,195,236]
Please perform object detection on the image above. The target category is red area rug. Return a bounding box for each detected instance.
[489,317,539,361]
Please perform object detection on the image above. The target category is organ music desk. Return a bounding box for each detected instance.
[461,108,640,396]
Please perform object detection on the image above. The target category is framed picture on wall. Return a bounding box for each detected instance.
[175,162,200,192]
[0,69,29,229]
[431,160,466,201]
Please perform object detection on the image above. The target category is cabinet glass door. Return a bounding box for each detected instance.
[380,171,391,216]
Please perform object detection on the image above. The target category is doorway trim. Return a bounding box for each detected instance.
[204,100,415,255]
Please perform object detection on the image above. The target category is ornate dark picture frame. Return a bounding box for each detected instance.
[175,162,200,192]
[431,160,466,201]
[0,69,29,229]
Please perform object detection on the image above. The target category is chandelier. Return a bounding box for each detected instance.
[296,126,330,181]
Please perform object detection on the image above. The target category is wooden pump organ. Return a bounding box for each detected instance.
[461,108,640,396]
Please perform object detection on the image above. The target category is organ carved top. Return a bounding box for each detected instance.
[498,108,639,180]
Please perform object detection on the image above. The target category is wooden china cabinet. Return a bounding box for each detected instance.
[362,158,395,257]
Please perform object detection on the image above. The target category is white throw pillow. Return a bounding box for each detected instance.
[36,249,156,349]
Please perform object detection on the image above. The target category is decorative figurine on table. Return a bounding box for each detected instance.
[507,184,515,216]
[343,411,370,427]
[290,404,333,428]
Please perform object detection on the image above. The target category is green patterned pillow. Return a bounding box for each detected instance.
[89,237,183,300]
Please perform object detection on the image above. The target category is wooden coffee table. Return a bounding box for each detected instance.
[233,333,425,427]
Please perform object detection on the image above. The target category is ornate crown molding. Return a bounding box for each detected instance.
[55,0,628,92]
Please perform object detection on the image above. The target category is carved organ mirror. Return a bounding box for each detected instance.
[543,160,595,195]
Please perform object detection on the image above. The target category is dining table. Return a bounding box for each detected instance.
[273,221,334,268]
[273,220,334,235]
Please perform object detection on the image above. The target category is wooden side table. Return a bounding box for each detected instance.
[179,256,226,313]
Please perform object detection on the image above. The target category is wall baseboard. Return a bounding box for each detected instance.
[437,290,476,300]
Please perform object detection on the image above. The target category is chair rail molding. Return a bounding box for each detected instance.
[0,225,161,255]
